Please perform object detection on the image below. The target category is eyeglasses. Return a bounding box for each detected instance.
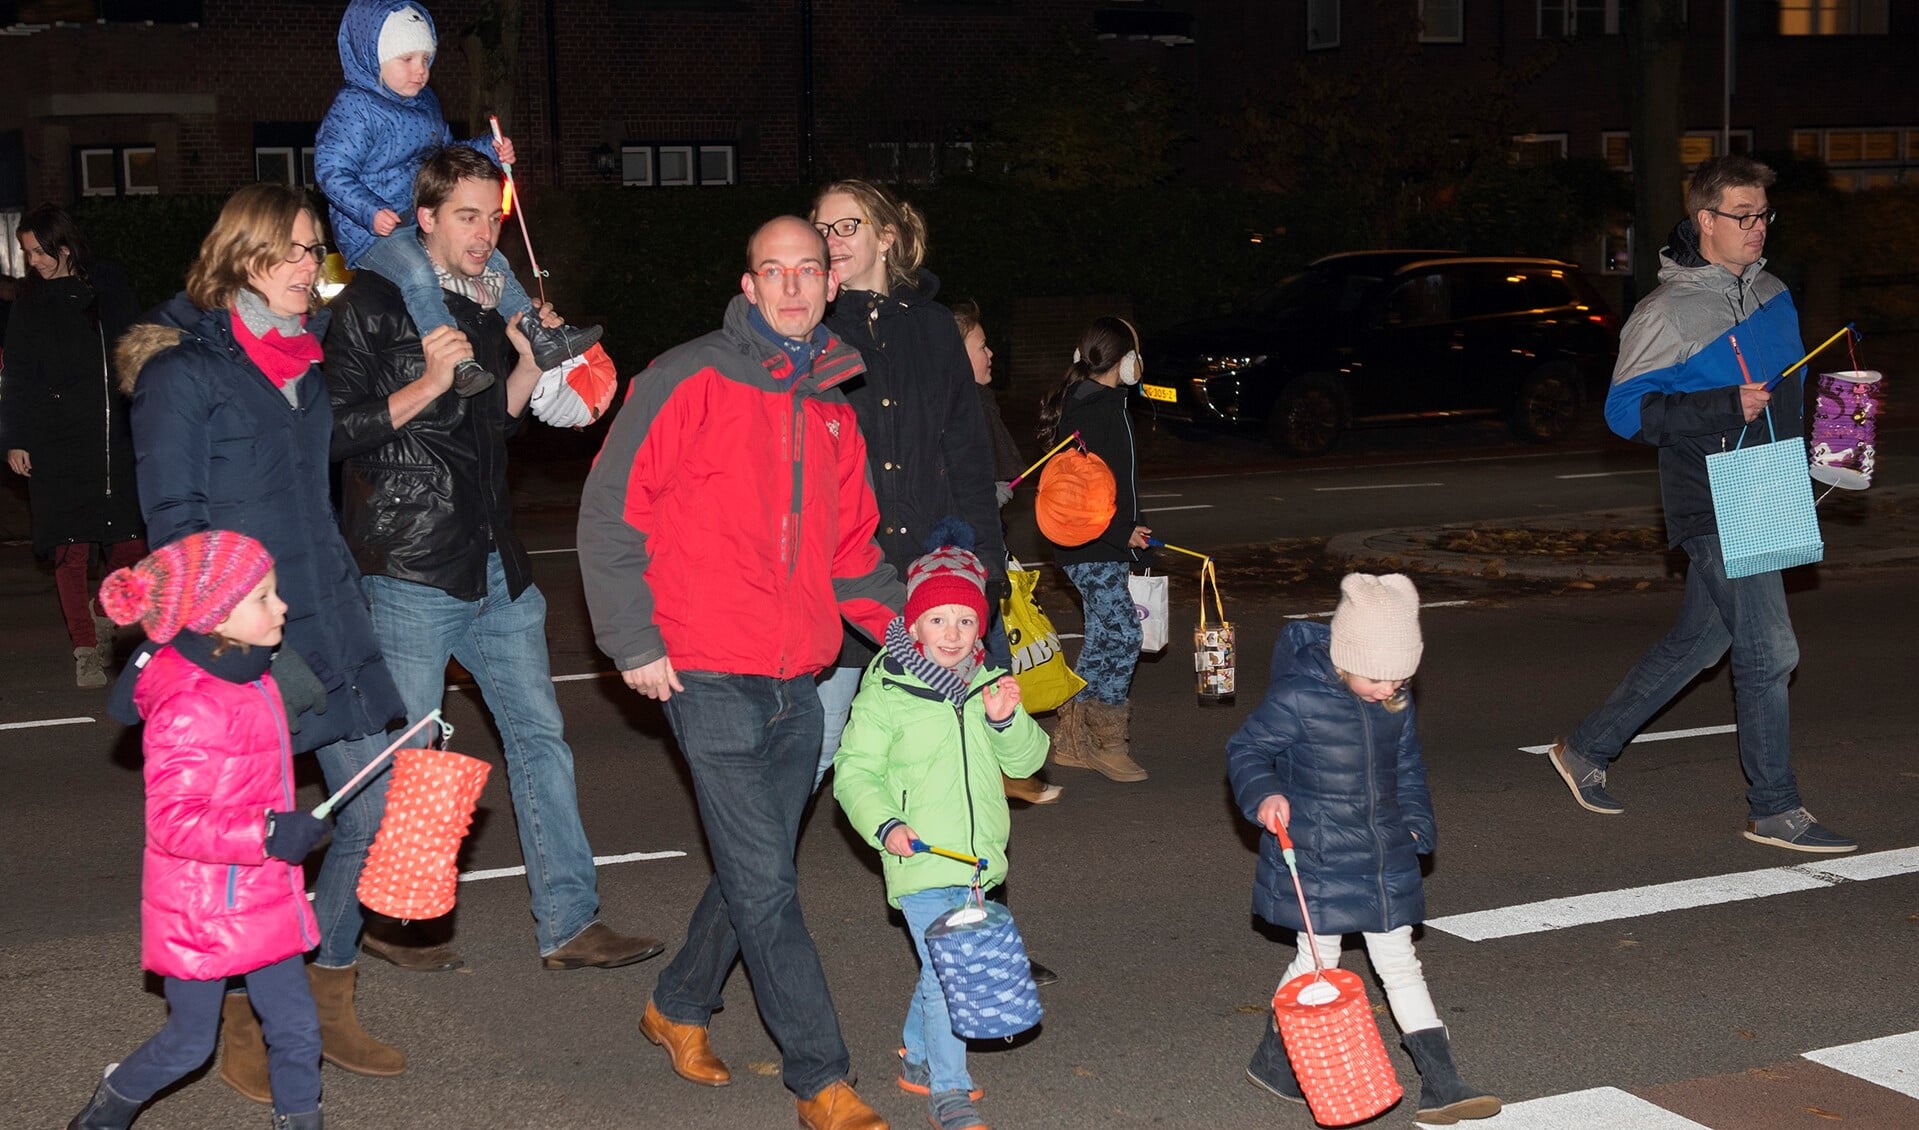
[1706,207,1777,231]
[284,240,330,265]
[813,218,864,239]
[753,264,828,281]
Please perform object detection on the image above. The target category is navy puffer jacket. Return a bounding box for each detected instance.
[1227,621,1436,935]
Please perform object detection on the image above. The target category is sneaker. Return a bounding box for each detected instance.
[74,646,107,689]
[1549,740,1624,815]
[451,358,496,398]
[1743,808,1857,854]
[1028,958,1059,988]
[521,312,604,371]
[928,1088,988,1130]
[897,1048,982,1101]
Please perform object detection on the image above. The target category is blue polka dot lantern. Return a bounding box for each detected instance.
[924,900,1042,1040]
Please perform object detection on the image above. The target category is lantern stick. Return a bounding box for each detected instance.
[1007,430,1082,490]
[489,115,548,303]
[909,839,988,871]
[1144,537,1209,562]
[312,710,447,820]
[1769,323,1859,389]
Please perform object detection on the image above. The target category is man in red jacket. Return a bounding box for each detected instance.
[578,215,902,1130]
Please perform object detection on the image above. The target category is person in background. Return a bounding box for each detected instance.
[2,203,145,688]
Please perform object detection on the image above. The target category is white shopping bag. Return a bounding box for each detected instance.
[1129,571,1169,654]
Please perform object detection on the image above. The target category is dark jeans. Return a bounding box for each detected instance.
[109,954,320,1114]
[653,671,849,1099]
[1566,533,1802,820]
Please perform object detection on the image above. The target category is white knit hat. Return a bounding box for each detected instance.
[1329,573,1423,680]
[378,5,436,64]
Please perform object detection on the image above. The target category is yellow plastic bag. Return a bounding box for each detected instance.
[1002,560,1086,714]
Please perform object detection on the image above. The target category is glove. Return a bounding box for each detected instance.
[264,809,333,862]
[268,648,328,735]
[529,344,616,428]
[994,481,1015,507]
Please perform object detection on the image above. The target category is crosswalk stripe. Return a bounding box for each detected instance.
[1803,1031,1919,1100]
[1414,1086,1709,1128]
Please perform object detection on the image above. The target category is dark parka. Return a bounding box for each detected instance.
[826,269,1005,666]
[1052,379,1142,567]
[1,264,144,555]
[118,296,404,754]
[1226,621,1436,935]
[323,270,532,603]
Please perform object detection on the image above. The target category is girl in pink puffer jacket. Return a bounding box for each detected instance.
[69,532,333,1130]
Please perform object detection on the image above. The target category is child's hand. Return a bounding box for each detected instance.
[1256,794,1291,835]
[884,824,918,857]
[494,135,517,166]
[984,675,1021,722]
[372,208,402,237]
[1128,524,1153,549]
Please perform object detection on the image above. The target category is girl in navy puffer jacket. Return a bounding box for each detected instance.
[1226,574,1501,1125]
[68,533,332,1130]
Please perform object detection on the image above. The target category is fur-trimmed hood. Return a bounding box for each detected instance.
[115,294,329,396]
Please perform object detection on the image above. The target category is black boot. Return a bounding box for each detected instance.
[68,1067,141,1130]
[270,1109,323,1130]
[1402,1027,1501,1123]
[450,358,496,398]
[1245,1017,1304,1104]
[520,312,603,371]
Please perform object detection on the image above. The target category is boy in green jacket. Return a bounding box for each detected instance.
[834,519,1048,1130]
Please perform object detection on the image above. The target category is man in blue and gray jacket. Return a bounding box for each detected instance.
[1547,155,1855,854]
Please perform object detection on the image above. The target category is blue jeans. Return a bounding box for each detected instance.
[652,671,850,1099]
[813,664,864,789]
[1062,560,1141,706]
[312,728,396,967]
[361,553,601,955]
[110,955,320,1115]
[900,886,977,1096]
[358,226,534,332]
[1566,533,1802,820]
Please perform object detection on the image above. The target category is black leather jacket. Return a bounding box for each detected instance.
[323,270,532,602]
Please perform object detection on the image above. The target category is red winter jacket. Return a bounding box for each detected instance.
[135,646,318,980]
[578,296,903,678]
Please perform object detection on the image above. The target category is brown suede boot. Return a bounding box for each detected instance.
[217,992,272,1104]
[1047,697,1095,770]
[796,1079,889,1130]
[1002,772,1063,804]
[309,963,406,1076]
[1079,700,1148,782]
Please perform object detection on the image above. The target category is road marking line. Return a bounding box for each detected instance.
[1803,1031,1919,1099]
[0,716,95,731]
[1137,491,1181,498]
[1426,847,1919,941]
[1149,449,1599,483]
[460,849,687,883]
[1312,482,1444,492]
[1141,504,1213,513]
[1518,723,1737,755]
[1284,600,1472,620]
[528,547,578,556]
[1414,1087,1709,1129]
[1555,469,1660,479]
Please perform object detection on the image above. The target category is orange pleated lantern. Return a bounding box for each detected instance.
[1034,448,1117,548]
[356,748,492,921]
[1273,968,1403,1126]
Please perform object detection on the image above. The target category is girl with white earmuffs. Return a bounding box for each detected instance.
[1036,315,1152,783]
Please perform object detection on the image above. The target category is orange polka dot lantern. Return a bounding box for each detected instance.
[356,747,492,921]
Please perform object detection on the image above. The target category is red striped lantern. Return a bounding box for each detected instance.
[356,748,491,921]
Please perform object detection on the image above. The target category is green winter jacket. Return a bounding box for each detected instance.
[833,653,1049,907]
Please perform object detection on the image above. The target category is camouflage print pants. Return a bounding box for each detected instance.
[1062,560,1141,706]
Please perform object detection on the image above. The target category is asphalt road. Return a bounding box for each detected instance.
[4,431,1917,1129]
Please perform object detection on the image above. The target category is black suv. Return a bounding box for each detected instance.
[1134,251,1620,455]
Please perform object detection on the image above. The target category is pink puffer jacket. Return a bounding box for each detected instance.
[135,646,318,980]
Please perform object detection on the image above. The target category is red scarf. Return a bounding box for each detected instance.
[229,308,322,388]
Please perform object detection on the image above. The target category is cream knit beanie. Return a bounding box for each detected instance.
[1329,573,1422,680]
[378,5,436,64]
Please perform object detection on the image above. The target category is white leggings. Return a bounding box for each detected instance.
[1281,924,1441,1036]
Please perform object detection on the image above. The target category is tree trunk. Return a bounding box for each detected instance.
[1624,0,1687,305]
[463,0,522,146]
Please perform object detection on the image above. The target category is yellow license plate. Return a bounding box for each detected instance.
[1140,384,1177,403]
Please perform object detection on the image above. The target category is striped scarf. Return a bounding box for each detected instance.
[884,616,981,707]
[430,257,506,311]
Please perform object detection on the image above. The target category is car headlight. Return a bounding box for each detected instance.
[1197,354,1267,376]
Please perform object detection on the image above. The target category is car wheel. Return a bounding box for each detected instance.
[1509,367,1581,443]
[1267,375,1344,457]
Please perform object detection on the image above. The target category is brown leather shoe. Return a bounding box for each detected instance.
[797,1079,888,1130]
[542,922,665,970]
[360,931,466,973]
[1001,773,1063,805]
[217,992,271,1104]
[640,1000,730,1086]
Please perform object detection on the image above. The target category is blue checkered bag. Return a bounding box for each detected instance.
[1706,407,1824,579]
[924,900,1042,1039]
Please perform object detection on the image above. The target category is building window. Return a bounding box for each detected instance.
[1419,0,1463,42]
[76,145,157,197]
[697,145,736,186]
[1599,130,1751,171]
[1307,0,1340,48]
[253,146,318,187]
[1510,133,1567,165]
[1792,126,1913,190]
[1778,0,1889,36]
[1538,0,1615,37]
[618,143,735,187]
[863,139,973,185]
[620,146,654,186]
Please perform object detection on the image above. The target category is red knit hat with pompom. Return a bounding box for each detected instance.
[98,531,274,644]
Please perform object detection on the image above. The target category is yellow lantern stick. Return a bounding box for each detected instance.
[1006,430,1082,490]
[1767,323,1859,389]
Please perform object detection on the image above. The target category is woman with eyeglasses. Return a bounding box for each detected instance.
[1,204,147,687]
[117,182,408,1101]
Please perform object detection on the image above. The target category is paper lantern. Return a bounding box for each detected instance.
[1809,370,1881,491]
[1034,449,1116,548]
[924,901,1042,1040]
[1273,968,1404,1126]
[357,748,491,921]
